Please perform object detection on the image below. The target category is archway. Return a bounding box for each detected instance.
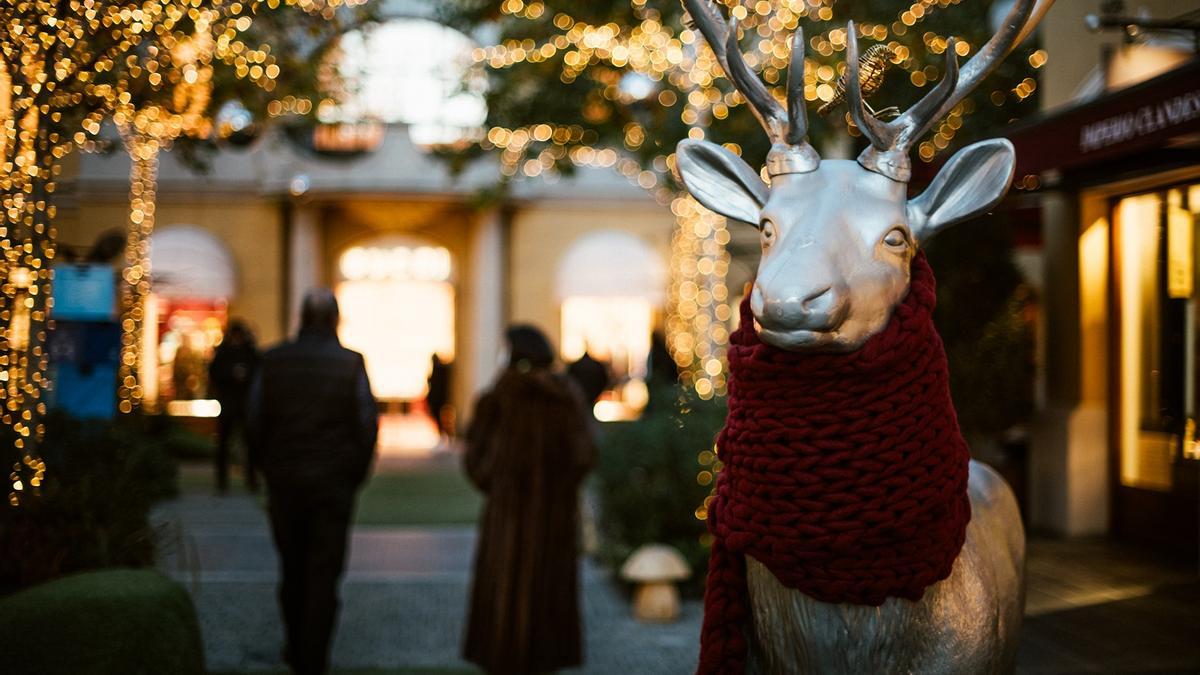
[146,225,237,414]
[556,230,667,420]
[335,234,456,454]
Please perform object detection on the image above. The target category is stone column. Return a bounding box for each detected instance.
[286,203,324,336]
[1029,189,1110,535]
[462,207,507,413]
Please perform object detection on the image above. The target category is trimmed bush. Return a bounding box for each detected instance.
[0,568,205,675]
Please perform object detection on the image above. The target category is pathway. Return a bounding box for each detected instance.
[153,492,701,674]
[154,486,1200,674]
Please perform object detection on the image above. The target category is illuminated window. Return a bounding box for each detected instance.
[557,231,667,420]
[335,236,455,401]
[146,226,236,414]
[1114,185,1200,489]
[328,19,486,146]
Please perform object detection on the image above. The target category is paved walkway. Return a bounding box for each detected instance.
[154,491,1200,674]
[153,493,701,674]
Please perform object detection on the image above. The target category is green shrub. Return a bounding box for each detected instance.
[0,411,179,593]
[0,568,205,675]
[145,413,216,460]
[593,385,726,593]
[924,215,1036,441]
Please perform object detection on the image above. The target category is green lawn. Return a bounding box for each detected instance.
[177,461,482,527]
[354,467,482,527]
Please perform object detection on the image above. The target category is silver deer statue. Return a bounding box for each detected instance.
[676,0,1054,672]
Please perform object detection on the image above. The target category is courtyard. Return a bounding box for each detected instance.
[156,461,1200,674]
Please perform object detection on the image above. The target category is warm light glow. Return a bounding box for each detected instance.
[668,195,731,399]
[1116,193,1173,491]
[2,0,362,503]
[1078,216,1109,405]
[1166,191,1193,300]
[165,399,222,418]
[339,245,453,283]
[561,296,654,378]
[336,278,456,400]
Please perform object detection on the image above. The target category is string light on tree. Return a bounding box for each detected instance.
[1,0,369,506]
[453,1,1044,403]
[668,194,732,397]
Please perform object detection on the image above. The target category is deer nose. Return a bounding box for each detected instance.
[754,283,848,332]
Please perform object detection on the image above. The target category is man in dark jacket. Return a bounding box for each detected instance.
[208,319,259,493]
[247,289,377,675]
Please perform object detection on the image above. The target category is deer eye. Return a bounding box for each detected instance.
[761,220,777,249]
[883,227,908,249]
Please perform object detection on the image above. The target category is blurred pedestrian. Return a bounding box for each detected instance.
[644,331,680,413]
[426,353,451,439]
[208,319,259,493]
[463,325,596,675]
[247,289,377,675]
[566,349,611,410]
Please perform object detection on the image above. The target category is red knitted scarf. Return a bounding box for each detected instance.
[697,253,971,674]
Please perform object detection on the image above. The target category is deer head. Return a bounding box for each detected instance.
[676,0,1048,352]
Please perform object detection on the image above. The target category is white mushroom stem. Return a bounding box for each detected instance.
[632,580,681,623]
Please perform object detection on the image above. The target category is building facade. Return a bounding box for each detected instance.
[56,120,680,453]
[1014,0,1200,558]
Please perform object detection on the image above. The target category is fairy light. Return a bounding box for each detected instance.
[468,0,1039,402]
[117,131,160,414]
[108,0,360,413]
[464,0,1042,524]
[667,195,731,400]
[1,0,361,505]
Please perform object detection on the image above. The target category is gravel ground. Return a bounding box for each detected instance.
[153,493,701,674]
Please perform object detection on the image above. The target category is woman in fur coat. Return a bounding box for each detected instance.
[463,325,596,675]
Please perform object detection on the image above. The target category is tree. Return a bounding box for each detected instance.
[0,0,371,505]
[439,0,1044,191]
[112,1,374,414]
[440,0,1043,482]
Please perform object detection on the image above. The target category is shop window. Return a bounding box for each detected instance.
[1115,184,1200,490]
[557,231,667,421]
[146,226,236,416]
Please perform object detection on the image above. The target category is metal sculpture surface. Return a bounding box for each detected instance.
[675,1,1052,672]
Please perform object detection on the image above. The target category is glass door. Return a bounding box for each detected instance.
[1112,181,1200,556]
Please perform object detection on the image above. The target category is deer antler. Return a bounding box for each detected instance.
[846,0,1049,182]
[681,0,819,175]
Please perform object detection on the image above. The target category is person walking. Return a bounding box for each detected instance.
[463,325,596,675]
[565,349,611,412]
[208,319,259,493]
[247,289,377,675]
[426,353,451,440]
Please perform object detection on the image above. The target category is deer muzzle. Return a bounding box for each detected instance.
[751,282,850,349]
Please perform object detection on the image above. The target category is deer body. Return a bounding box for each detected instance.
[746,460,1025,674]
[677,1,1052,671]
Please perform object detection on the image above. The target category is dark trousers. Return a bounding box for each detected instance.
[267,482,355,675]
[216,412,257,492]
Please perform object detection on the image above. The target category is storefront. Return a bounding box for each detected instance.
[1011,58,1200,558]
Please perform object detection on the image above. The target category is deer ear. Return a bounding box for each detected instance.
[907,138,1016,244]
[675,139,768,227]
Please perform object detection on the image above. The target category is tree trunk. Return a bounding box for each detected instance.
[117,129,160,414]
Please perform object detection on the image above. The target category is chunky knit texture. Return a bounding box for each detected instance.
[697,254,971,674]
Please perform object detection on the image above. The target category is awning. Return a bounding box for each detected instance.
[1004,58,1200,178]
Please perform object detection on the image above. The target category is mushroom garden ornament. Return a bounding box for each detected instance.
[676,0,1055,673]
[621,544,692,622]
